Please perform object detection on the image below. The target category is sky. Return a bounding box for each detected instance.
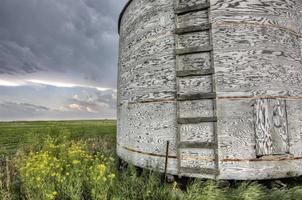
[0,0,127,121]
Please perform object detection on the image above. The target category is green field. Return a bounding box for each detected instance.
[2,120,302,200]
[0,120,116,155]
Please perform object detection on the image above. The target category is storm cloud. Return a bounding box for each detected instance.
[0,0,126,121]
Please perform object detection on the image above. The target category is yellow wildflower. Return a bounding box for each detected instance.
[72,160,80,165]
[109,173,115,179]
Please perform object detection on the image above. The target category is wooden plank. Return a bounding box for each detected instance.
[254,99,289,156]
[177,0,207,9]
[180,167,219,175]
[177,10,209,29]
[178,100,213,118]
[270,100,289,154]
[176,69,214,77]
[118,102,178,155]
[119,31,176,104]
[217,100,257,160]
[175,2,210,15]
[180,123,214,143]
[254,99,273,156]
[176,45,213,55]
[212,24,302,98]
[179,142,217,149]
[286,100,302,156]
[178,75,212,95]
[177,31,210,49]
[180,148,215,169]
[175,24,211,34]
[176,52,211,72]
[178,92,216,101]
[178,117,218,124]
[210,0,302,35]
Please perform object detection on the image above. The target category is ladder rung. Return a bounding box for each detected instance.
[177,92,216,101]
[178,117,218,124]
[180,167,220,175]
[176,45,213,55]
[176,69,214,77]
[175,2,210,15]
[175,24,211,34]
[178,142,216,149]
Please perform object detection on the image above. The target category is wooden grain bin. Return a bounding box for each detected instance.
[117,0,302,180]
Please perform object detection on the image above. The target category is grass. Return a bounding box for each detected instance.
[0,120,116,155]
[2,120,302,199]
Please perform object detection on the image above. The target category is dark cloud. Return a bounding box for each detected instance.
[1,102,49,112]
[0,0,127,121]
[0,0,126,88]
[0,41,44,74]
[0,101,50,120]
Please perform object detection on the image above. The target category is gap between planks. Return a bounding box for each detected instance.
[175,2,210,15]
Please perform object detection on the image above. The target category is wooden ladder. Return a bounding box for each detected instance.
[174,0,220,178]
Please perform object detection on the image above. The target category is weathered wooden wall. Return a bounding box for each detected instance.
[212,0,302,179]
[118,0,302,180]
[117,0,178,174]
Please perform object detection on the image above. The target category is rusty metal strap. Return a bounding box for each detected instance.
[118,143,302,163]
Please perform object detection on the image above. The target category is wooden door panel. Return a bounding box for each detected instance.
[254,99,289,156]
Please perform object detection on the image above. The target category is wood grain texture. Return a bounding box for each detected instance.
[177,92,216,101]
[177,31,210,49]
[211,0,302,179]
[179,123,214,143]
[177,10,209,29]
[254,99,290,156]
[176,45,213,55]
[120,0,175,39]
[270,100,289,154]
[217,100,257,160]
[178,99,214,118]
[119,143,302,180]
[117,145,179,175]
[300,37,302,60]
[175,2,210,15]
[176,68,214,77]
[119,4,176,104]
[211,0,302,35]
[178,75,213,95]
[118,102,177,155]
[212,24,302,97]
[177,0,207,9]
[286,100,302,156]
[120,35,175,64]
[118,0,302,180]
[177,52,211,71]
[220,159,302,180]
[180,148,216,169]
[178,117,217,124]
[175,24,211,34]
[254,99,273,156]
[118,0,178,174]
[178,141,216,149]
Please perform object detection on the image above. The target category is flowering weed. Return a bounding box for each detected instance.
[17,135,115,200]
